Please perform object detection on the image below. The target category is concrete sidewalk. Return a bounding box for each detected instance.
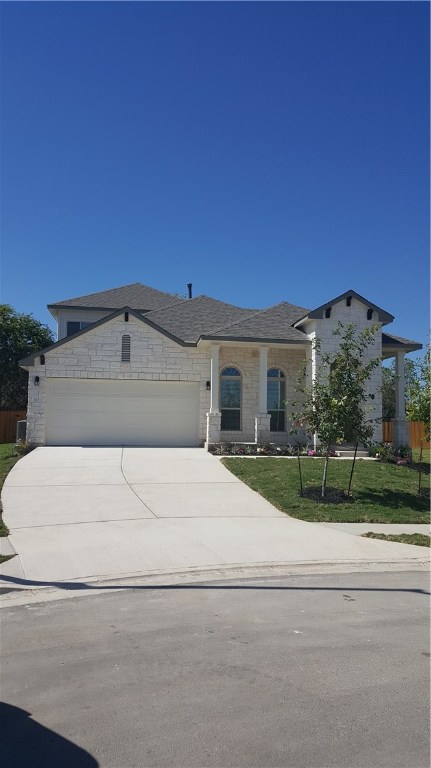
[1,447,428,591]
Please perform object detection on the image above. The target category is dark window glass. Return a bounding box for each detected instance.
[221,410,241,431]
[66,321,91,336]
[267,369,285,432]
[66,321,81,336]
[220,367,241,431]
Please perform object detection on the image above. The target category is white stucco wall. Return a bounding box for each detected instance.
[56,309,113,340]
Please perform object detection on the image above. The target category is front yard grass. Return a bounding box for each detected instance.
[222,457,430,523]
[0,443,20,536]
[362,532,430,547]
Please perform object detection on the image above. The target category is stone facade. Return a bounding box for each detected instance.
[25,295,396,447]
[301,295,383,443]
[218,346,306,444]
[26,314,211,445]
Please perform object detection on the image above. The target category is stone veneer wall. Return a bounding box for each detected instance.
[303,296,383,443]
[26,314,211,445]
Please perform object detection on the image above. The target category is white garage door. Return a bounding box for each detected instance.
[45,378,200,447]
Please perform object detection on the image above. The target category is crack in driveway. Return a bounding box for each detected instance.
[120,448,158,518]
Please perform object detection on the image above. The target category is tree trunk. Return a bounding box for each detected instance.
[418,441,423,494]
[321,450,329,498]
[347,442,358,496]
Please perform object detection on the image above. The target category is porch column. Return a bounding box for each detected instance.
[393,350,409,447]
[210,344,220,413]
[205,344,221,449]
[255,346,271,443]
[258,346,268,413]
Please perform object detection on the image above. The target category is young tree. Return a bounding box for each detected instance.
[291,323,380,498]
[0,305,54,408]
[406,345,430,440]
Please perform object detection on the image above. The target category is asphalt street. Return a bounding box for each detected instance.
[1,570,430,768]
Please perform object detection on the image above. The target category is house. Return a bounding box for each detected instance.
[20,283,421,449]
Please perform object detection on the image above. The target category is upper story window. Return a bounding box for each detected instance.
[121,335,131,362]
[220,367,241,431]
[66,320,91,336]
[267,368,286,431]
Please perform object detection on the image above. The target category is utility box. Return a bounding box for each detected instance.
[16,420,27,443]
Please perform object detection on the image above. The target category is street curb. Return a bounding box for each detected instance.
[1,558,429,607]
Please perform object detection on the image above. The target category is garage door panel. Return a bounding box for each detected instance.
[45,379,200,447]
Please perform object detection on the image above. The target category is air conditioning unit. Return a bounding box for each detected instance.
[16,420,27,443]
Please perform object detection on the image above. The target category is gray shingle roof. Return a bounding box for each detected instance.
[203,302,310,342]
[382,333,422,349]
[146,296,258,343]
[48,283,182,311]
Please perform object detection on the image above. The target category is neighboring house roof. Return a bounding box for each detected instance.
[293,289,395,326]
[146,295,258,343]
[48,282,183,312]
[202,302,310,343]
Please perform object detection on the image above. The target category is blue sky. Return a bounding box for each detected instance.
[1,1,429,354]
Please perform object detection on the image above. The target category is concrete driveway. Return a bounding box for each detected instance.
[1,447,428,587]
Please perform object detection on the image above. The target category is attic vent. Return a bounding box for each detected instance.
[121,334,131,362]
[346,296,352,307]
[367,308,373,320]
[325,307,332,319]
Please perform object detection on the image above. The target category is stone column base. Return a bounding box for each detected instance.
[255,413,271,444]
[392,419,410,448]
[205,412,221,450]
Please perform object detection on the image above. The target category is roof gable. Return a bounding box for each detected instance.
[19,306,193,366]
[293,290,394,326]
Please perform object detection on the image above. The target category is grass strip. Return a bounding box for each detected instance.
[362,532,430,547]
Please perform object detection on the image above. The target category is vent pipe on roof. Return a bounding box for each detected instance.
[187,283,192,299]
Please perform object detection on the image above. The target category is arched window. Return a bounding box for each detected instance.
[220,367,241,431]
[267,368,285,431]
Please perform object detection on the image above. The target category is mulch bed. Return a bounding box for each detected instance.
[301,486,354,504]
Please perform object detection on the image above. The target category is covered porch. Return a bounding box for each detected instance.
[202,341,309,449]
[382,333,423,448]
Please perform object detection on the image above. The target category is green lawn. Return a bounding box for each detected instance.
[412,447,430,464]
[362,532,430,547]
[0,443,21,536]
[222,457,430,523]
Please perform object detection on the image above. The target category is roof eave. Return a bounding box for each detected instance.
[198,335,311,345]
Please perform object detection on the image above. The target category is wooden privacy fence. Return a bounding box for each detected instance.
[0,410,27,443]
[382,421,430,449]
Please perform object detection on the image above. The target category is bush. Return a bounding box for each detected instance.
[367,442,412,464]
[14,440,34,456]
